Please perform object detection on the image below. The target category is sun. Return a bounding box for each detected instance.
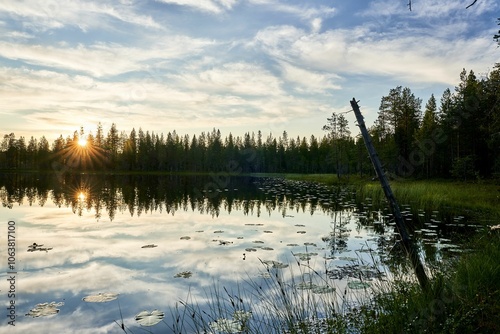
[78,138,87,147]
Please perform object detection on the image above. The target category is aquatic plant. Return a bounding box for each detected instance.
[135,309,165,326]
[82,292,119,302]
[25,302,64,317]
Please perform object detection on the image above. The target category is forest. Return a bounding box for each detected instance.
[1,64,499,180]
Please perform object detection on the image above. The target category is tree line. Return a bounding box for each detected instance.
[1,64,499,180]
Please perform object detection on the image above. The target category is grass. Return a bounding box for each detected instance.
[160,175,500,333]
[356,179,500,220]
[276,173,500,220]
[160,229,499,334]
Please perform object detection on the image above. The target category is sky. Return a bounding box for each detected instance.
[0,0,498,143]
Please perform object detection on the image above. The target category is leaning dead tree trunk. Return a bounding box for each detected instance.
[350,98,429,290]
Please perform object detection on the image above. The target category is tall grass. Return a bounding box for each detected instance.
[159,176,500,333]
[355,180,500,219]
[164,255,373,334]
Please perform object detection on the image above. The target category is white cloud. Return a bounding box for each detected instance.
[172,62,284,96]
[0,0,162,32]
[0,35,215,77]
[279,61,342,92]
[155,0,238,14]
[253,23,498,85]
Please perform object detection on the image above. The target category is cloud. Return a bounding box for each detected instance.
[0,34,215,77]
[0,0,162,32]
[252,22,497,85]
[154,0,238,14]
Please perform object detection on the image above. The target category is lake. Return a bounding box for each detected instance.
[0,173,481,333]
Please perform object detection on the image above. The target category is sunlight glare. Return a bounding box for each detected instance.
[78,138,87,147]
[77,191,86,202]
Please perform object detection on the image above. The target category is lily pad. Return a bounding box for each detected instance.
[180,236,191,240]
[141,244,157,248]
[293,252,318,261]
[25,302,64,317]
[82,292,119,303]
[312,285,336,294]
[262,260,288,268]
[27,243,53,252]
[174,271,192,278]
[135,309,165,326]
[347,281,371,290]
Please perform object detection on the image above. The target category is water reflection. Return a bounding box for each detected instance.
[0,173,482,333]
[0,173,347,221]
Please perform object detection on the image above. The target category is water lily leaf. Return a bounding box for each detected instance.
[312,285,336,294]
[296,282,316,290]
[262,260,288,268]
[174,271,192,278]
[83,292,119,303]
[141,244,157,248]
[180,236,191,240]
[347,281,371,290]
[25,301,64,317]
[135,309,165,326]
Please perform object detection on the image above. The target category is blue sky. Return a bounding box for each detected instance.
[0,0,498,142]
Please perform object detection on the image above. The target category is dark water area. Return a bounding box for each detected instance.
[0,173,483,333]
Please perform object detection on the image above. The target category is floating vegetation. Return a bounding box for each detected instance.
[27,243,53,252]
[259,272,272,279]
[209,311,252,334]
[336,256,358,262]
[252,240,264,244]
[287,243,299,247]
[262,260,288,268]
[328,264,384,280]
[293,252,318,261]
[295,224,305,227]
[304,242,317,247]
[25,301,64,317]
[312,285,336,294]
[296,281,316,290]
[195,230,204,233]
[82,292,119,303]
[219,240,233,245]
[174,271,192,278]
[297,231,307,234]
[135,310,165,327]
[261,247,274,251]
[180,236,191,240]
[263,230,273,233]
[213,230,224,233]
[237,236,244,239]
[245,248,257,252]
[347,281,371,289]
[141,244,157,248]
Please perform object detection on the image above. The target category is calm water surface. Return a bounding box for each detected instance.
[0,173,480,333]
